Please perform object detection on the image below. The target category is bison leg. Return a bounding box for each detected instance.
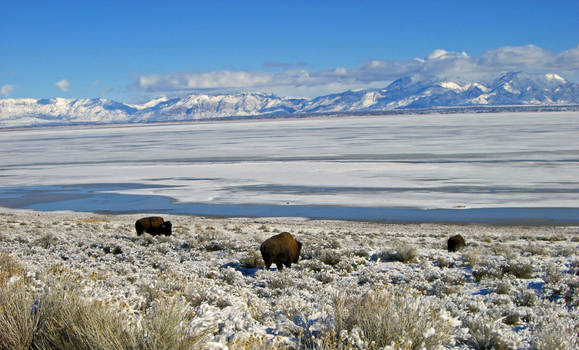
[276,262,284,271]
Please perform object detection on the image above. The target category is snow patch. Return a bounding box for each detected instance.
[545,73,566,83]
[440,81,468,92]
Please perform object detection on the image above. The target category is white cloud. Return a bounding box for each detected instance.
[477,45,554,70]
[427,49,468,60]
[1,84,15,96]
[555,45,579,70]
[55,79,69,92]
[133,45,579,97]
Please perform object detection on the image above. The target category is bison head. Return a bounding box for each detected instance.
[293,240,303,263]
[162,221,172,236]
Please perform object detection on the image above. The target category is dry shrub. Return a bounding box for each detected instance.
[139,297,213,350]
[0,253,25,286]
[394,243,418,263]
[332,287,456,349]
[372,244,418,264]
[81,217,109,223]
[240,250,264,268]
[196,226,224,242]
[32,286,138,350]
[436,256,451,268]
[515,289,537,307]
[229,333,291,350]
[320,249,341,266]
[461,250,479,267]
[494,281,512,295]
[461,316,509,350]
[525,243,547,256]
[471,258,506,282]
[504,261,534,279]
[0,276,212,350]
[544,262,564,285]
[0,283,37,350]
[532,316,578,350]
[33,233,58,249]
[0,279,137,350]
[268,273,294,290]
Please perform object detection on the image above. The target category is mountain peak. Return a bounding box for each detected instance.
[1,71,577,128]
[545,73,567,83]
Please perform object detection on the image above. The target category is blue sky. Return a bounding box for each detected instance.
[1,1,578,102]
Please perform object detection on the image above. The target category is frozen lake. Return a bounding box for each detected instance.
[1,112,578,224]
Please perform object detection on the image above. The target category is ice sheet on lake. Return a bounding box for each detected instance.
[1,112,578,211]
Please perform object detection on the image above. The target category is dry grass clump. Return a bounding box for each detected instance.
[0,253,25,286]
[371,243,418,264]
[394,243,418,263]
[140,297,213,350]
[503,261,534,279]
[544,262,564,285]
[319,249,341,266]
[229,333,285,349]
[0,277,212,350]
[531,316,578,350]
[472,259,505,282]
[331,287,456,349]
[240,250,264,268]
[0,281,137,350]
[267,272,295,290]
[461,250,479,267]
[81,217,109,223]
[461,316,510,350]
[0,282,36,350]
[33,233,59,249]
[494,280,512,295]
[515,289,537,307]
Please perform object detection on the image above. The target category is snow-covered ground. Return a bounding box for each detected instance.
[1,208,577,349]
[1,112,578,348]
[1,112,578,215]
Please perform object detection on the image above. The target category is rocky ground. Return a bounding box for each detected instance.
[1,208,577,349]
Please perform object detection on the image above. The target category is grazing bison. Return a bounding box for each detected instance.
[260,232,302,271]
[135,216,172,236]
[447,234,466,252]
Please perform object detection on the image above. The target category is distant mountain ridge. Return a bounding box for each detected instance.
[1,72,578,127]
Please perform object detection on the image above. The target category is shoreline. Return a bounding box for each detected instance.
[2,198,579,226]
[2,205,579,228]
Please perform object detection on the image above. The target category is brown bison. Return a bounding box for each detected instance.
[447,234,466,252]
[135,216,172,236]
[260,232,302,271]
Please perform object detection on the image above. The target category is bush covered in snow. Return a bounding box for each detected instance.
[0,209,577,349]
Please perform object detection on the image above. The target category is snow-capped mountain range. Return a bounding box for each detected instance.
[1,72,578,128]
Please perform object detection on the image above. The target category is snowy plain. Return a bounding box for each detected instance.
[0,209,577,349]
[1,112,578,222]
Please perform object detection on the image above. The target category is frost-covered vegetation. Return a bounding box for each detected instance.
[0,209,577,349]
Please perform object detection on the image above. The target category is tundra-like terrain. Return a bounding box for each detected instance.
[0,208,577,349]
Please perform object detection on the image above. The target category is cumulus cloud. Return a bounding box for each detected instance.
[554,45,579,70]
[1,84,15,96]
[55,79,69,92]
[133,45,579,97]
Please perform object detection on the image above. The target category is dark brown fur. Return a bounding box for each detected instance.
[447,234,466,252]
[260,232,302,271]
[135,216,172,236]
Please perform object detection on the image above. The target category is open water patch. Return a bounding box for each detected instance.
[1,184,578,225]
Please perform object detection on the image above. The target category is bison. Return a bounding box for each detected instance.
[447,234,466,252]
[260,232,302,271]
[135,216,172,236]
